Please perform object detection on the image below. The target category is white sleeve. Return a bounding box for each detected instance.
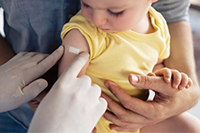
[152,0,190,23]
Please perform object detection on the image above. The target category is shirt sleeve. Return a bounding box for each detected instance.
[152,0,190,23]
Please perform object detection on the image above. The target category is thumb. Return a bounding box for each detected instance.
[23,79,48,100]
[128,74,168,93]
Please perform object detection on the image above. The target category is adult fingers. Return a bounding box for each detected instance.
[23,79,48,102]
[109,124,142,132]
[102,84,131,115]
[92,127,96,133]
[128,74,172,94]
[104,81,149,114]
[36,46,64,75]
[101,92,127,119]
[59,52,89,81]
[101,87,149,123]
[103,110,144,132]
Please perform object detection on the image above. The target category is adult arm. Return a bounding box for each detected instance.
[0,34,15,65]
[102,73,199,132]
[102,21,200,133]
[101,22,200,133]
[101,0,200,132]
[28,52,107,133]
[0,46,63,112]
[164,21,200,109]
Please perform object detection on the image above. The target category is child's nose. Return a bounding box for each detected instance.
[91,10,107,27]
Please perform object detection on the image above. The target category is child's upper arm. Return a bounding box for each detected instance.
[58,29,90,77]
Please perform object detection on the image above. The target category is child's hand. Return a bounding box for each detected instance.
[148,68,192,90]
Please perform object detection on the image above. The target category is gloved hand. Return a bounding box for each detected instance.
[28,52,107,133]
[0,46,64,112]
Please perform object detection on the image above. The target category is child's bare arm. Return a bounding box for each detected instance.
[58,29,90,77]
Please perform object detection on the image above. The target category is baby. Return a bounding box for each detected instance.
[59,0,192,133]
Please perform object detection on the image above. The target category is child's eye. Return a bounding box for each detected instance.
[107,10,124,17]
[82,2,90,8]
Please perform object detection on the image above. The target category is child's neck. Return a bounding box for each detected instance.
[131,13,155,34]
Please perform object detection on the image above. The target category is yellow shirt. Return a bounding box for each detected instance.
[61,7,170,133]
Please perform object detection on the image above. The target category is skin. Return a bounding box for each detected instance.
[102,73,200,132]
[1,0,199,132]
[101,21,200,132]
[28,52,107,133]
[81,0,157,33]
[59,0,200,132]
[0,35,15,65]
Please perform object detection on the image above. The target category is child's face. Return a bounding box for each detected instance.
[81,0,157,33]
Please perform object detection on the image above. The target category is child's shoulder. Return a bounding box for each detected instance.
[61,11,106,40]
[149,7,168,27]
[61,11,108,59]
[149,6,170,40]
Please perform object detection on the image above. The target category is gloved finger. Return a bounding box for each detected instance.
[36,46,64,77]
[90,84,102,99]
[78,75,92,87]
[23,52,43,58]
[31,53,49,62]
[8,52,27,61]
[97,97,107,114]
[23,79,48,101]
[59,52,89,81]
[84,84,102,105]
[15,52,45,63]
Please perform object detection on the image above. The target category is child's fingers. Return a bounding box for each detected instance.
[178,73,188,90]
[163,69,172,83]
[147,72,156,76]
[171,70,182,89]
[154,68,172,83]
[186,78,193,88]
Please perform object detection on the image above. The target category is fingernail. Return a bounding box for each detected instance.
[131,74,138,83]
[173,84,178,89]
[180,85,185,90]
[104,82,110,89]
